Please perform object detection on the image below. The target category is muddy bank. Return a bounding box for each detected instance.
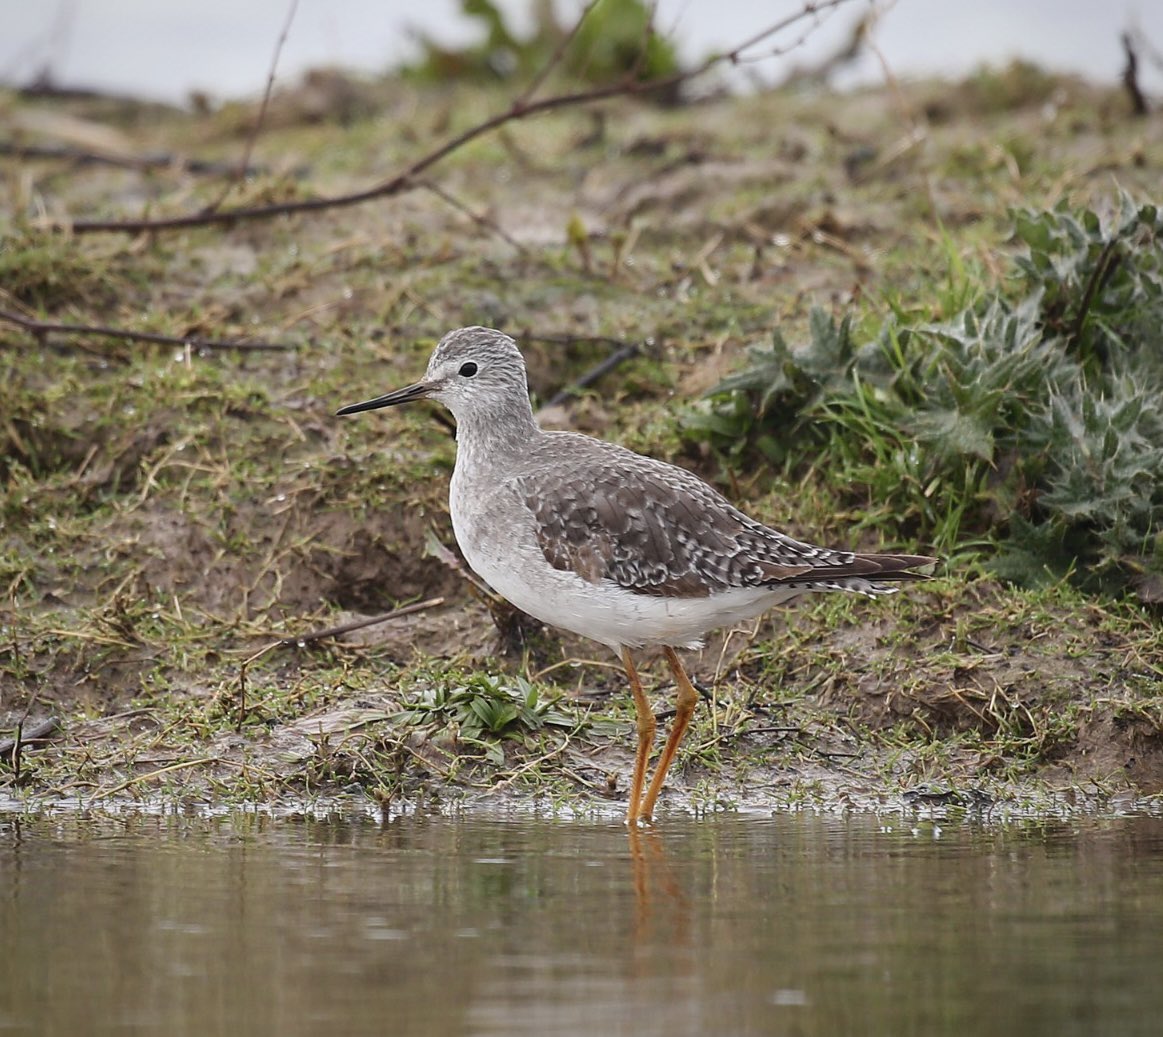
[2,64,1162,815]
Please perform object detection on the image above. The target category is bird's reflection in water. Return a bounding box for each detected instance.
[628,824,690,948]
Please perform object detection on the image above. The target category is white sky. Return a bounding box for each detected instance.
[1,0,1160,104]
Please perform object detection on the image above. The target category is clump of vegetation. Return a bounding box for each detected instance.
[686,192,1163,600]
[395,674,577,764]
[407,0,679,88]
[960,59,1065,114]
[0,227,122,310]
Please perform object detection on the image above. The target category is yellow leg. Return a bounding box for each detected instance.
[622,647,655,825]
[639,647,700,822]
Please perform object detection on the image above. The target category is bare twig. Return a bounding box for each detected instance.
[487,723,585,791]
[776,9,871,82]
[513,0,601,108]
[88,757,221,800]
[0,716,60,755]
[539,338,643,407]
[518,331,637,348]
[232,596,446,731]
[0,142,274,177]
[239,596,447,668]
[1127,24,1163,74]
[418,180,529,254]
[271,596,446,648]
[57,0,859,236]
[0,308,294,352]
[1122,32,1150,116]
[1,717,60,768]
[628,0,664,85]
[203,0,301,213]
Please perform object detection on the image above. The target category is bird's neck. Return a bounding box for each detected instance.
[452,400,540,476]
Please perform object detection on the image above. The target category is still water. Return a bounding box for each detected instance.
[2,808,1162,1036]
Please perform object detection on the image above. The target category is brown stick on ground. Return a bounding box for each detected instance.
[271,596,446,648]
[0,717,61,759]
[231,597,446,732]
[53,0,860,236]
[0,308,295,352]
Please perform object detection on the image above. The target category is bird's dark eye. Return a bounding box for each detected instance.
[458,362,478,377]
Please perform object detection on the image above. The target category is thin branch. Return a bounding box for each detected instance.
[539,339,643,407]
[232,596,446,732]
[487,723,584,791]
[0,308,295,352]
[0,142,274,177]
[519,332,638,346]
[270,596,446,648]
[772,7,870,78]
[88,757,221,800]
[203,0,300,213]
[418,180,529,254]
[628,1,664,84]
[58,0,859,236]
[512,0,601,108]
[238,597,447,667]
[1122,31,1150,116]
[1,717,59,765]
[1127,23,1163,74]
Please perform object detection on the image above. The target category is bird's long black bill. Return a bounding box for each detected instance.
[336,381,431,416]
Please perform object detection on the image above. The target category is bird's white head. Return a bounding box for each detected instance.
[336,327,535,432]
[422,327,529,422]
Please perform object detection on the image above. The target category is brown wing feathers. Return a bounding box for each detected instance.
[523,460,935,598]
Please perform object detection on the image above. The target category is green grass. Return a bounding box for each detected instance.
[686,192,1163,600]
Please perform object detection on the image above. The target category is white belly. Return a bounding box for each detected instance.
[450,481,796,651]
